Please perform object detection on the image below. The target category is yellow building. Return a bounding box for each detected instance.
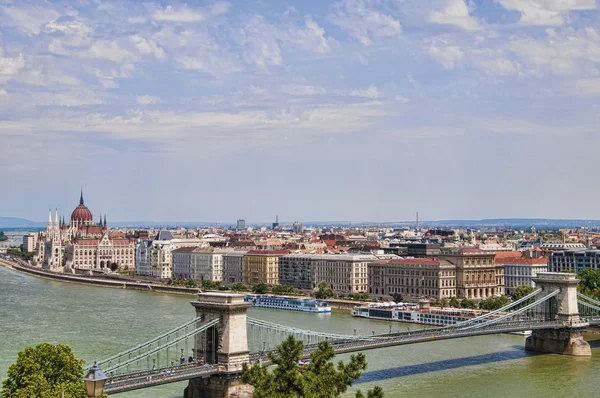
[243,250,288,285]
[438,247,504,299]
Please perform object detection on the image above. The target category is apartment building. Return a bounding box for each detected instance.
[368,258,456,300]
[223,251,247,284]
[502,257,548,296]
[278,254,315,290]
[243,250,288,285]
[548,250,600,273]
[312,254,378,293]
[438,247,504,299]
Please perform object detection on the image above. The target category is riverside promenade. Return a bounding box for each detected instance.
[0,258,201,296]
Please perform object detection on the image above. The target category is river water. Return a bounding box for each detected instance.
[1,265,599,398]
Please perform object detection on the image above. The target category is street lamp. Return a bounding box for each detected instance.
[83,362,108,398]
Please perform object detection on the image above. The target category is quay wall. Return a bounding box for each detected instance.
[0,258,367,310]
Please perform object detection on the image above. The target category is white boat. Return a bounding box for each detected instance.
[352,304,477,326]
[508,330,532,336]
[244,295,332,313]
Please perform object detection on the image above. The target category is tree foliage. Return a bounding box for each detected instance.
[242,335,383,398]
[201,280,221,290]
[460,298,477,309]
[391,293,404,303]
[315,281,335,300]
[577,268,600,300]
[348,293,370,301]
[253,283,269,294]
[449,297,460,308]
[478,295,508,311]
[512,285,536,301]
[1,343,90,398]
[230,282,247,292]
[272,284,296,294]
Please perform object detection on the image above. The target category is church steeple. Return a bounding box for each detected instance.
[47,208,52,230]
[80,187,84,205]
[103,215,107,230]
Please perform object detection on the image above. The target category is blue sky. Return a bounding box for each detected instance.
[1,0,599,223]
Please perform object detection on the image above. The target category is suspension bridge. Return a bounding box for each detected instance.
[87,273,599,397]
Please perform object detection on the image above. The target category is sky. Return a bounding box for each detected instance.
[1,0,600,223]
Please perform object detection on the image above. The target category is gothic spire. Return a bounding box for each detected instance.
[103,214,107,230]
[80,187,84,205]
[47,208,52,230]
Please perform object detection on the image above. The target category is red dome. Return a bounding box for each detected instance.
[71,204,93,223]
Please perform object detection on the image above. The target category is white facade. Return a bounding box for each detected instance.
[503,258,548,296]
[191,251,223,282]
[23,234,37,253]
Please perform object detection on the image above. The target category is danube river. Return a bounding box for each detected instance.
[2,266,600,398]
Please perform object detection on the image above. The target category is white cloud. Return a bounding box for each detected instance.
[0,4,60,35]
[331,0,401,46]
[282,84,327,96]
[137,95,161,105]
[31,91,103,107]
[496,0,596,26]
[127,16,146,24]
[508,27,600,76]
[426,41,464,69]
[350,86,381,99]
[285,16,337,54]
[152,5,205,23]
[239,16,284,68]
[572,78,600,96]
[87,40,132,63]
[129,35,165,60]
[0,53,25,81]
[429,0,481,31]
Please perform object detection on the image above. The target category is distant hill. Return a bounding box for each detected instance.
[0,217,45,229]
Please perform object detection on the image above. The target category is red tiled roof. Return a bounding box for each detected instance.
[494,251,523,259]
[111,239,133,246]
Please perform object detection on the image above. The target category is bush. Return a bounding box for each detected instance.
[253,283,269,294]
[230,282,248,292]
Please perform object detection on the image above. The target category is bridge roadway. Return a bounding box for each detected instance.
[103,318,586,395]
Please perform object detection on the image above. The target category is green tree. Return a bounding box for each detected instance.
[449,297,460,308]
[512,285,536,300]
[315,281,335,300]
[201,280,220,290]
[1,343,91,398]
[253,283,269,294]
[242,335,383,398]
[439,298,449,308]
[478,296,508,311]
[186,278,197,288]
[273,285,296,295]
[391,293,404,303]
[230,282,247,292]
[0,231,7,242]
[577,268,600,300]
[348,293,370,300]
[460,298,477,309]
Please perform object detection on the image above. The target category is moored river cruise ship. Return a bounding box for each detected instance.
[244,295,332,313]
[352,303,481,326]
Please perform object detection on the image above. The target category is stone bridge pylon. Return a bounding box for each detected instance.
[525,272,591,356]
[184,292,253,398]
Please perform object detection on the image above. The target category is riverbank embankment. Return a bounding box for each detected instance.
[0,259,201,296]
[0,258,366,310]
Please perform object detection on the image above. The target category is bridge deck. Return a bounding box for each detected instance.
[103,319,585,394]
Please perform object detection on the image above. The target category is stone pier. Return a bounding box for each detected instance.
[525,272,591,356]
[184,292,254,398]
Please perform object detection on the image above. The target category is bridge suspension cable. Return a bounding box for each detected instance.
[93,315,205,370]
[449,288,542,329]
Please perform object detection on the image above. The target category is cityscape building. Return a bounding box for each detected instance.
[501,256,548,295]
[548,250,600,273]
[222,251,247,284]
[243,250,288,285]
[368,258,456,300]
[236,219,246,231]
[437,247,504,299]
